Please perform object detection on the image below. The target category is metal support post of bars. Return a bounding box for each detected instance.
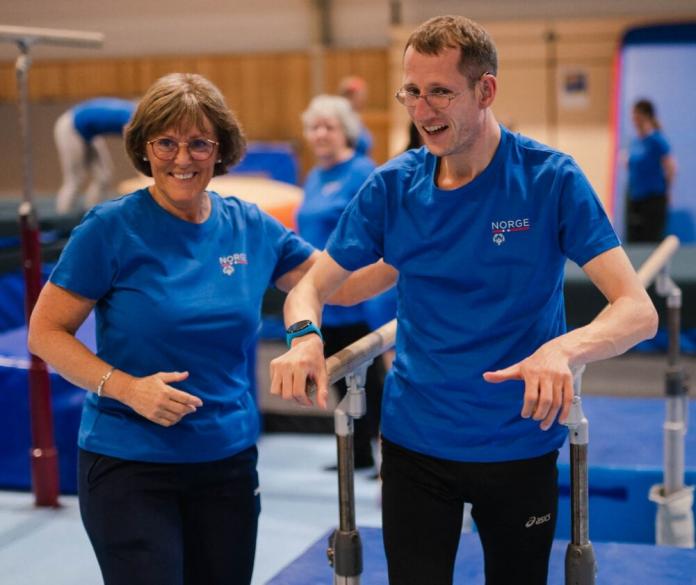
[564,365,596,585]
[648,267,694,547]
[328,366,369,585]
[0,25,104,507]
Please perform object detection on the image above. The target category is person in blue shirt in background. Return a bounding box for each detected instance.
[626,98,677,242]
[338,76,373,157]
[297,94,385,472]
[53,97,136,215]
[28,73,382,585]
[271,15,658,585]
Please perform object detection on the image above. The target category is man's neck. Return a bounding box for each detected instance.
[436,116,501,191]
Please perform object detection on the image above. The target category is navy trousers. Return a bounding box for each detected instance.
[78,446,260,585]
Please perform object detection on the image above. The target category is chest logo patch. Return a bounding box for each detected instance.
[491,218,531,245]
[219,253,248,275]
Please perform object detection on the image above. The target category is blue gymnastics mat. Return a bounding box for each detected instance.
[556,396,696,544]
[266,526,696,585]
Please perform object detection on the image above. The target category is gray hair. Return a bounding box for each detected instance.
[301,94,361,148]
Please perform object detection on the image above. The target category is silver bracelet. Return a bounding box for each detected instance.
[96,367,115,398]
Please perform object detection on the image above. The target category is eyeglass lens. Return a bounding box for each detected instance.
[151,138,215,161]
[397,92,451,109]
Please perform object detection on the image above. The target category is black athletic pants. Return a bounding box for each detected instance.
[626,193,667,243]
[78,446,260,585]
[381,438,558,585]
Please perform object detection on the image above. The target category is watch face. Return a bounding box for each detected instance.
[287,319,312,334]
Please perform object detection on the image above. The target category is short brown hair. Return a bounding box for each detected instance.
[125,73,246,177]
[405,15,498,86]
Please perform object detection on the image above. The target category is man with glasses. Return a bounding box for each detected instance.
[53,97,136,215]
[270,15,657,585]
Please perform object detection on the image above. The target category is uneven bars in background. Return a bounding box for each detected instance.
[0,24,103,508]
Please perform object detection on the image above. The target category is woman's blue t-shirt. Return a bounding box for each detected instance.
[51,188,313,463]
[297,154,375,327]
[628,130,671,200]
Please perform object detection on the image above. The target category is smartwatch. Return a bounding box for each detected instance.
[285,320,323,347]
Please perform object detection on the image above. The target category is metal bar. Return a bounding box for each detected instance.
[570,444,590,545]
[0,25,103,48]
[634,236,679,288]
[329,372,365,585]
[565,367,596,584]
[15,43,60,508]
[325,321,395,385]
[3,25,104,508]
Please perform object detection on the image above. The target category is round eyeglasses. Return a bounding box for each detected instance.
[394,89,461,110]
[147,137,219,161]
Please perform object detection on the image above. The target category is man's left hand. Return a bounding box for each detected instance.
[483,345,574,431]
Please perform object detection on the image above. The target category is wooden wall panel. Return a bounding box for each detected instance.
[322,48,390,110]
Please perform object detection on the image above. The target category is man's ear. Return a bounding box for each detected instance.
[479,74,497,107]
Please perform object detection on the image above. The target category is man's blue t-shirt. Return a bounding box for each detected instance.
[51,188,313,463]
[326,127,619,462]
[628,130,671,200]
[297,154,375,327]
[72,98,136,142]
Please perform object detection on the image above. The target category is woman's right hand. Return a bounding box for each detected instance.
[118,371,203,427]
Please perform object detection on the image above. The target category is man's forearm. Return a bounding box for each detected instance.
[554,294,657,368]
[283,279,325,327]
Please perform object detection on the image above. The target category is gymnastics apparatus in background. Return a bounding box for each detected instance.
[313,235,690,585]
[0,25,104,507]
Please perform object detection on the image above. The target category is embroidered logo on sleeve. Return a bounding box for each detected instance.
[491,218,531,245]
[219,253,248,275]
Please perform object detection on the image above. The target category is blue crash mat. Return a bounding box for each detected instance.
[267,527,696,585]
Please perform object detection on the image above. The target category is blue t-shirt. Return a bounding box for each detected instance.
[326,127,619,462]
[297,154,375,327]
[628,130,671,200]
[355,125,373,157]
[51,188,313,463]
[72,98,136,142]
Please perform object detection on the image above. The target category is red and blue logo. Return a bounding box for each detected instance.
[219,253,248,275]
[491,218,531,245]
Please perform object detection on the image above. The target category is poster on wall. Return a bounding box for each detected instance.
[558,67,590,110]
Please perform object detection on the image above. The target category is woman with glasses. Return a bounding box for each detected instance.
[296,94,386,474]
[27,73,377,585]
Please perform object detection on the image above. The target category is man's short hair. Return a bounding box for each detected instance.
[405,15,498,86]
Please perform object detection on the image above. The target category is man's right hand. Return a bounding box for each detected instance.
[269,335,328,409]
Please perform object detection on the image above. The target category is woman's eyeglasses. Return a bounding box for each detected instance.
[146,137,219,161]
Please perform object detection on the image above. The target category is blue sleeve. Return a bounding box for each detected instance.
[558,160,620,267]
[655,133,671,156]
[259,209,314,283]
[325,171,386,271]
[49,209,117,300]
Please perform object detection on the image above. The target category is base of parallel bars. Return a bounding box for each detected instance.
[649,484,695,548]
[565,542,596,585]
[327,528,362,585]
[30,446,60,507]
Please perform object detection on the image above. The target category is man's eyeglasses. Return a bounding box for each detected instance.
[394,89,461,110]
[146,138,219,161]
[395,72,493,110]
